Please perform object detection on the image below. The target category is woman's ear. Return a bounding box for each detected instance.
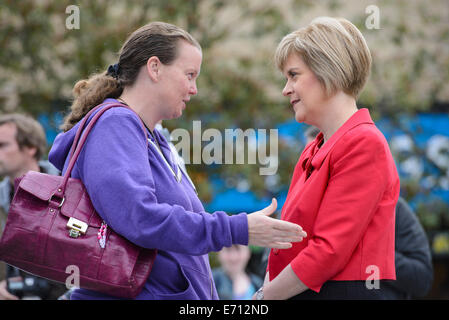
[146,56,161,82]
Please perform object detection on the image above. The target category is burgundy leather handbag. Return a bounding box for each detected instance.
[0,103,157,299]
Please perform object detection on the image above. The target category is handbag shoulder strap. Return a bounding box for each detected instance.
[55,102,148,197]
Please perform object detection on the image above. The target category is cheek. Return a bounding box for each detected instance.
[170,79,188,98]
[0,151,19,167]
[3,148,18,160]
[304,82,325,105]
[182,79,192,93]
[309,76,326,97]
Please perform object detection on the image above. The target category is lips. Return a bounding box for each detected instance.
[291,99,301,106]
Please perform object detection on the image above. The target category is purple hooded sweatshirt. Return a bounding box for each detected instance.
[48,99,249,300]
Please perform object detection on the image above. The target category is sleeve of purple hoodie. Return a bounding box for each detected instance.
[74,108,249,255]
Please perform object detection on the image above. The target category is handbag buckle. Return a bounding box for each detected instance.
[67,217,88,238]
[49,194,65,208]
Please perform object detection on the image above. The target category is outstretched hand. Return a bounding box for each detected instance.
[247,198,307,249]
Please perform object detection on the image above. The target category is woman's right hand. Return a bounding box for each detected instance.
[247,198,307,249]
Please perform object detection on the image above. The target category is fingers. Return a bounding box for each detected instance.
[261,233,306,249]
[279,228,307,240]
[260,198,277,216]
[273,220,307,238]
[0,279,19,300]
[271,232,306,244]
[271,225,305,238]
[271,242,293,249]
[247,223,306,248]
[247,201,307,249]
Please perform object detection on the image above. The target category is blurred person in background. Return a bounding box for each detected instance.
[385,197,433,299]
[213,245,263,300]
[304,125,320,145]
[0,113,66,300]
[257,17,400,300]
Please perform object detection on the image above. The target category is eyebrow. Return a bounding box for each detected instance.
[285,68,300,78]
[286,67,300,74]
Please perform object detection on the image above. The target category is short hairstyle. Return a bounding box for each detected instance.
[275,17,372,98]
[0,113,47,161]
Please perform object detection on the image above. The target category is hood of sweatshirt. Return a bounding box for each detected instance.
[48,121,78,173]
[49,99,121,173]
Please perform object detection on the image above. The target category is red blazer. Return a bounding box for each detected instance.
[268,109,400,292]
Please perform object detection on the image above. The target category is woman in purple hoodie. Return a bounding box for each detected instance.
[49,22,306,300]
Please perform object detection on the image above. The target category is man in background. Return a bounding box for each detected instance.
[0,113,66,300]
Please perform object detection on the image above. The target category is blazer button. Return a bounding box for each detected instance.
[273,249,279,255]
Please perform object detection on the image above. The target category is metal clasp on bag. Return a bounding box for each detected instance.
[67,217,88,238]
[48,193,65,208]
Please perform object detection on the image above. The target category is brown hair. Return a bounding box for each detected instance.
[0,113,47,161]
[61,21,201,131]
[275,17,372,98]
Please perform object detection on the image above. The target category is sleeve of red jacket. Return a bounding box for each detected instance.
[290,131,391,292]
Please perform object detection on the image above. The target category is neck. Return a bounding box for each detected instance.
[315,92,358,144]
[230,272,251,295]
[228,270,250,283]
[118,85,161,132]
[9,161,40,182]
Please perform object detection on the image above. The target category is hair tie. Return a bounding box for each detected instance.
[107,63,120,79]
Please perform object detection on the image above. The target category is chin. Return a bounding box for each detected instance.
[165,110,183,119]
[172,111,183,119]
[295,112,306,123]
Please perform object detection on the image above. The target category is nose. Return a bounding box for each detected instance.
[282,81,292,97]
[189,81,198,96]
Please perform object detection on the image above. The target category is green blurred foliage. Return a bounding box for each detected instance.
[0,0,448,225]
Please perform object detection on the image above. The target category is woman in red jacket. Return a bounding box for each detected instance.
[254,17,400,300]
